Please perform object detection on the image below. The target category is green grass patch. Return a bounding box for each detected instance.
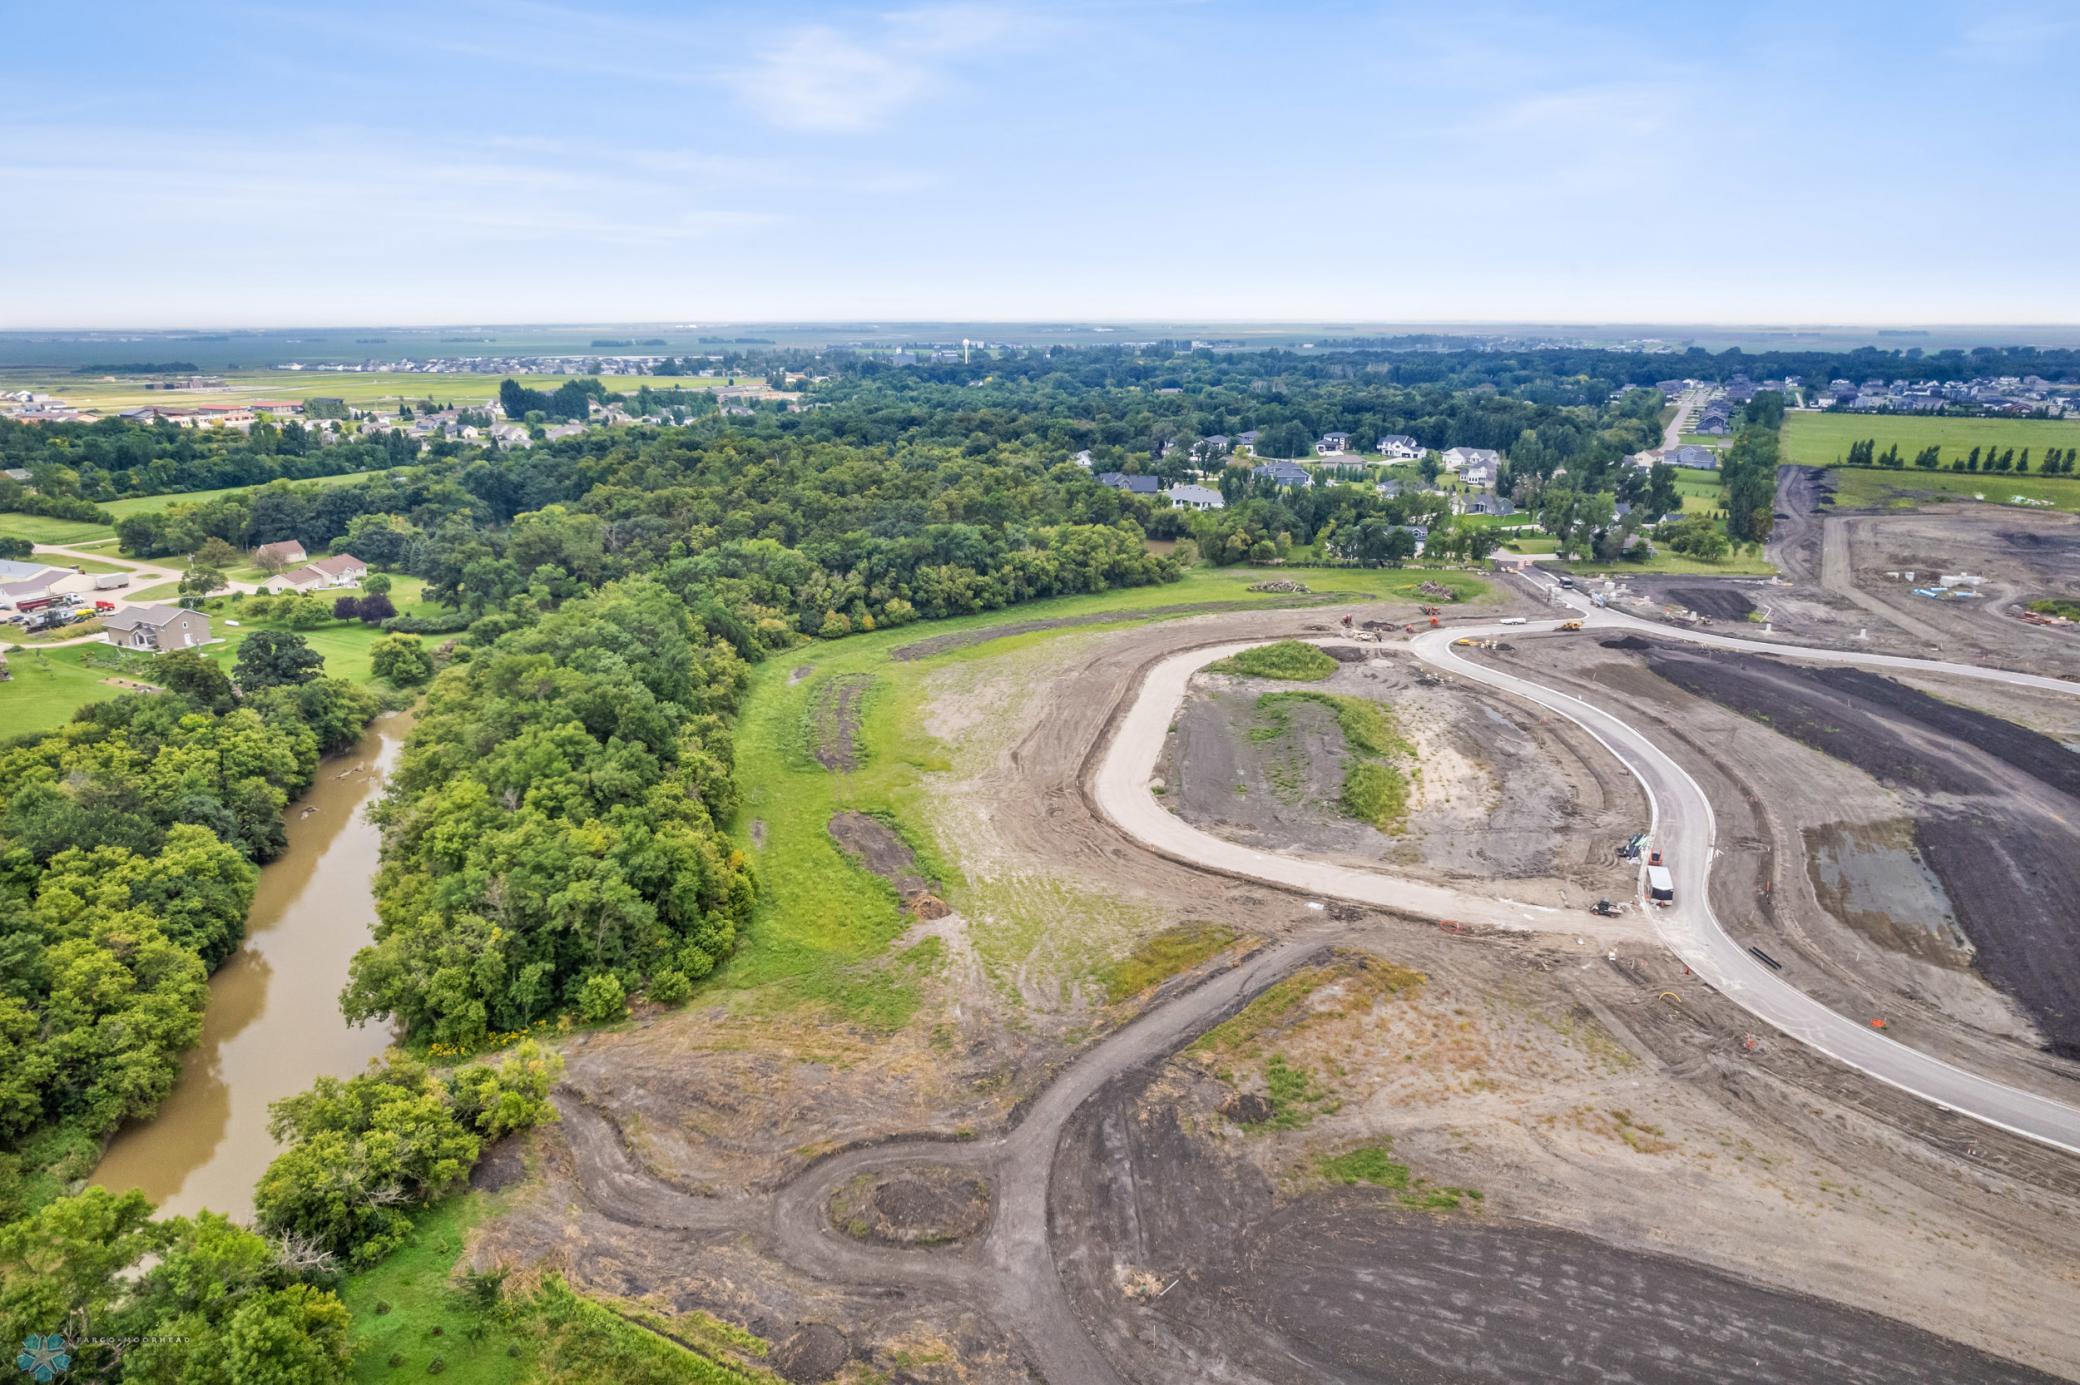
[1252,690,1416,832]
[1826,465,2080,515]
[1095,921,1240,1003]
[1318,1138,1482,1210]
[340,1195,772,1384]
[2027,597,2080,620]
[1196,956,1424,1057]
[1342,760,1411,832]
[0,512,115,545]
[1782,411,2080,469]
[1210,640,1337,681]
[0,643,168,736]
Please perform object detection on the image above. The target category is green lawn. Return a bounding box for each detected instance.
[1564,549,1776,576]
[0,644,169,735]
[1782,411,2080,468]
[102,467,401,519]
[721,564,1493,1024]
[0,512,116,545]
[1827,466,2080,515]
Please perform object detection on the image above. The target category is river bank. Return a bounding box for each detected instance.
[90,712,410,1220]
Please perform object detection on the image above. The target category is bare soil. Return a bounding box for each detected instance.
[828,810,948,918]
[1158,653,1642,910]
[829,1165,992,1247]
[808,673,870,771]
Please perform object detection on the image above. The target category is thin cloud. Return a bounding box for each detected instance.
[730,4,1032,133]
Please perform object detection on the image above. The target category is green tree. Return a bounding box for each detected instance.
[369,633,434,686]
[235,629,323,689]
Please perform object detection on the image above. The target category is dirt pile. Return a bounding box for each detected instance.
[770,1324,851,1382]
[829,1165,991,1247]
[828,811,947,918]
[1415,580,1458,601]
[1664,585,1757,620]
[1247,579,1309,593]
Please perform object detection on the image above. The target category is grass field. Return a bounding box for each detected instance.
[1564,548,1776,576]
[1782,411,2080,468]
[722,564,1492,1024]
[1,368,742,413]
[1828,466,2080,515]
[0,512,116,545]
[3,468,415,550]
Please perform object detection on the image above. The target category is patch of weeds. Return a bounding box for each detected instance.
[1318,1139,1481,1212]
[1256,1053,1336,1129]
[1210,640,1338,681]
[1195,955,1424,1057]
[1251,690,1417,832]
[1095,921,1241,1003]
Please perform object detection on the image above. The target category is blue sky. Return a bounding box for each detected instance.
[4,1,2078,327]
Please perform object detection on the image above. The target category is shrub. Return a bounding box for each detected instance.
[647,969,692,1006]
[578,972,627,1024]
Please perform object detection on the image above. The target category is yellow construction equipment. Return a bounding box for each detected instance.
[1558,620,1583,631]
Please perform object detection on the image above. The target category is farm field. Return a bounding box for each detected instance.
[1782,410,2080,467]
[0,368,742,412]
[1827,466,2080,515]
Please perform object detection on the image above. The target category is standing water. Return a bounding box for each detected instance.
[92,713,409,1220]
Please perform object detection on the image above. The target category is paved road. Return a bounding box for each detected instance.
[16,543,257,647]
[1089,594,2080,1156]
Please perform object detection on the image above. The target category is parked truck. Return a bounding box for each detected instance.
[93,572,129,590]
[1646,864,1675,905]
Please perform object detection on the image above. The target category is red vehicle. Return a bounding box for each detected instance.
[1648,848,1663,867]
[94,600,116,612]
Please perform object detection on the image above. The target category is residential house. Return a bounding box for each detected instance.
[1669,444,1719,469]
[0,468,30,484]
[1375,479,1404,499]
[264,553,368,593]
[1250,460,1312,488]
[1316,431,1352,455]
[1375,434,1422,459]
[1441,447,1502,474]
[1236,430,1260,450]
[252,539,308,568]
[1460,459,1498,489]
[1191,435,1230,462]
[1163,483,1225,511]
[104,604,212,653]
[1095,471,1161,495]
[1402,525,1429,555]
[1462,493,1515,517]
[1071,449,1094,468]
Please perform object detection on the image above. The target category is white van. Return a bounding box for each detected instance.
[1646,865,1675,904]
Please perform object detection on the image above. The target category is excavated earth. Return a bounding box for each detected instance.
[466,594,2080,1383]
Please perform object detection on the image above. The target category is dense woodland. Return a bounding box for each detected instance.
[0,340,1891,1376]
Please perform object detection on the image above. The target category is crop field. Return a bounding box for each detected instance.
[0,368,741,412]
[1827,466,2080,515]
[1782,411,2080,467]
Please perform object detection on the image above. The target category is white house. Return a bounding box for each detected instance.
[1163,484,1226,511]
[1316,431,1352,455]
[1442,446,1502,474]
[265,553,368,593]
[1375,434,1422,460]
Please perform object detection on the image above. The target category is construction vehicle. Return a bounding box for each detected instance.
[93,599,116,612]
[1648,848,1663,867]
[1558,620,1582,631]
[1592,899,1618,917]
[1646,864,1675,905]
[1420,605,1441,616]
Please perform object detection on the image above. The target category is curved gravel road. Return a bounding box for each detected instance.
[1090,592,2080,1156]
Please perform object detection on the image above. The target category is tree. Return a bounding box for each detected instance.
[235,630,323,690]
[193,536,241,570]
[352,592,396,625]
[331,594,362,622]
[179,562,224,604]
[156,650,236,711]
[368,634,433,687]
[362,571,393,597]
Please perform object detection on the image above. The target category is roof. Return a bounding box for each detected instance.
[253,539,306,559]
[105,603,198,630]
[0,560,67,585]
[308,553,367,576]
[1095,472,1161,494]
[1163,484,1225,505]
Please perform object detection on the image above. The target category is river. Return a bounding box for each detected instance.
[91,713,408,1221]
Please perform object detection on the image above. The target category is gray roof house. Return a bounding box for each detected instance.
[1096,471,1161,495]
[1316,431,1352,454]
[1669,444,1719,469]
[1251,460,1312,488]
[1442,447,1502,473]
[104,603,212,652]
[1162,483,1226,511]
[1463,493,1515,517]
[1375,434,1422,458]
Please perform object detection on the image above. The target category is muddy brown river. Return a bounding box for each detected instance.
[91,714,407,1220]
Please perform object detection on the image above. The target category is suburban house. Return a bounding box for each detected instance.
[1163,483,1225,511]
[1236,430,1260,450]
[1442,446,1502,474]
[264,553,369,593]
[1095,471,1161,495]
[1669,444,1719,469]
[252,539,308,568]
[1375,479,1404,499]
[104,604,212,653]
[1462,493,1516,517]
[1402,525,1429,555]
[1460,460,1498,489]
[1251,459,1312,488]
[1316,431,1352,455]
[1191,434,1230,462]
[1375,434,1422,459]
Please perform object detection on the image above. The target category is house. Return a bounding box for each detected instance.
[1,467,29,483]
[264,553,367,593]
[1236,430,1260,450]
[1163,484,1225,511]
[104,604,212,653]
[1402,525,1429,555]
[252,539,309,568]
[1316,431,1352,455]
[1460,460,1497,489]
[1191,435,1230,462]
[1071,449,1094,468]
[1096,471,1161,496]
[1375,434,1422,459]
[1462,493,1515,517]
[1251,460,1312,488]
[1375,479,1404,499]
[1441,447,1502,474]
[1669,444,1719,469]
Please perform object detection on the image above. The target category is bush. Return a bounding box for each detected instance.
[577,972,627,1024]
[369,633,434,687]
[647,969,692,1006]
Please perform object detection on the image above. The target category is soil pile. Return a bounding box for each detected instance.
[827,811,946,918]
[829,1164,991,1247]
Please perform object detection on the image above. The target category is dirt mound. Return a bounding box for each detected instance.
[827,811,941,917]
[1248,579,1310,593]
[1665,585,1756,620]
[1416,580,1458,601]
[1219,1092,1272,1124]
[1321,644,1368,663]
[829,1164,991,1247]
[807,674,871,771]
[1599,634,1652,651]
[771,1323,850,1382]
[468,1135,527,1192]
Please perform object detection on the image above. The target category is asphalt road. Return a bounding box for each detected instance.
[1089,592,2080,1156]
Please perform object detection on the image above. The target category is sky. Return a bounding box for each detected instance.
[4,0,2079,328]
